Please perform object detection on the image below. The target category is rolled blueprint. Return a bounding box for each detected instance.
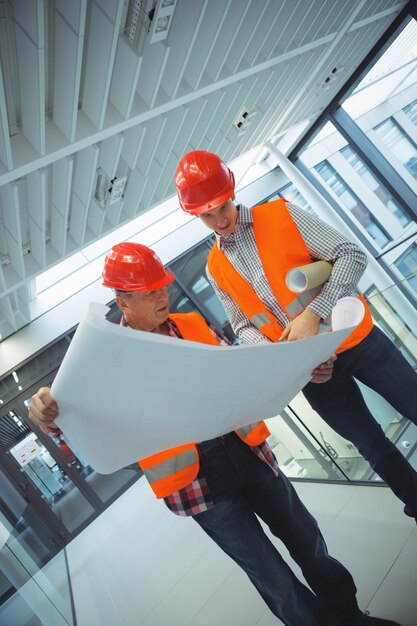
[286,260,333,293]
[331,296,365,331]
[52,302,358,473]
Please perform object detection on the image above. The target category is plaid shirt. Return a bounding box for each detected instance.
[206,202,368,345]
[120,316,279,517]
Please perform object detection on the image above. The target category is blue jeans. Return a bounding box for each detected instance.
[303,326,417,515]
[194,433,358,626]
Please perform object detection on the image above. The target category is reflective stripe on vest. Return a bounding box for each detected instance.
[285,285,323,318]
[143,449,198,484]
[138,312,269,498]
[235,421,270,446]
[140,447,200,499]
[207,199,374,353]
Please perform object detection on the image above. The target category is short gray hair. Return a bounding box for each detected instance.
[114,289,133,298]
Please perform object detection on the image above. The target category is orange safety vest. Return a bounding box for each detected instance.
[138,312,270,499]
[207,199,373,354]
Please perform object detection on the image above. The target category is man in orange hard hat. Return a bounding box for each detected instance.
[175,150,417,531]
[28,242,395,626]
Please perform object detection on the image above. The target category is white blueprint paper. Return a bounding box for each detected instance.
[52,303,356,474]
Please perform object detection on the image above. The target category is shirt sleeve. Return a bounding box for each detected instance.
[206,264,271,344]
[286,202,368,320]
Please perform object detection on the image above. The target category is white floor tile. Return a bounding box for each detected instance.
[293,482,356,530]
[327,486,414,552]
[109,528,212,624]
[401,525,417,555]
[255,611,284,626]
[69,561,124,626]
[323,531,399,609]
[366,548,417,626]
[187,567,267,626]
[140,545,235,626]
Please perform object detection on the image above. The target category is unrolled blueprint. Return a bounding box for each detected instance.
[52,302,358,474]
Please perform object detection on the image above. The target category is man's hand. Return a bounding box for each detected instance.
[280,308,321,342]
[279,309,335,382]
[311,354,336,384]
[28,387,60,431]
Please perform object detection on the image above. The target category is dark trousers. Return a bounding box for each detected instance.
[304,326,417,515]
[193,433,358,626]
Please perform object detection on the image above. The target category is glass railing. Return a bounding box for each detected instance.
[267,272,417,484]
[0,506,74,625]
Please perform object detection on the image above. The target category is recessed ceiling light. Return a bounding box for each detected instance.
[156,16,170,32]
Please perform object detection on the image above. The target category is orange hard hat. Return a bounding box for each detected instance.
[102,243,174,291]
[175,150,235,215]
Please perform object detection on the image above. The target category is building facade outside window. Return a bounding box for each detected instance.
[394,242,417,295]
[314,160,392,248]
[373,117,417,181]
[403,98,417,125]
[340,145,410,227]
[364,284,417,370]
[275,182,317,215]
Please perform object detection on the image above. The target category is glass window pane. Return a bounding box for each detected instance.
[394,243,417,295]
[339,19,417,195]
[373,118,417,181]
[314,160,392,247]
[169,242,237,342]
[3,411,95,533]
[168,282,198,315]
[364,284,417,369]
[341,20,417,119]
[0,497,74,626]
[277,183,317,216]
[266,405,352,481]
[0,467,61,564]
[0,337,71,406]
[340,145,410,227]
[403,98,417,126]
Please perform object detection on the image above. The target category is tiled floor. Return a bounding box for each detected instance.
[62,477,417,626]
[4,477,416,625]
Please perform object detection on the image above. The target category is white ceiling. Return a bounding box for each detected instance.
[0,0,408,341]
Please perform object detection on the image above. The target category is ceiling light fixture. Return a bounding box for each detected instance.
[155,16,170,32]
[148,0,177,43]
[233,106,250,131]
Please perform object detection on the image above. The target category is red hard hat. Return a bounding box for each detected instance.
[175,150,235,215]
[102,243,174,291]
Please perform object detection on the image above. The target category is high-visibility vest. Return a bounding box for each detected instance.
[207,199,373,354]
[138,312,270,498]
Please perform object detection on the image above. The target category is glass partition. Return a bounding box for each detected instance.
[339,145,411,227]
[0,507,73,624]
[262,182,317,215]
[264,277,417,482]
[2,411,96,535]
[266,404,350,482]
[0,461,73,622]
[394,243,417,296]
